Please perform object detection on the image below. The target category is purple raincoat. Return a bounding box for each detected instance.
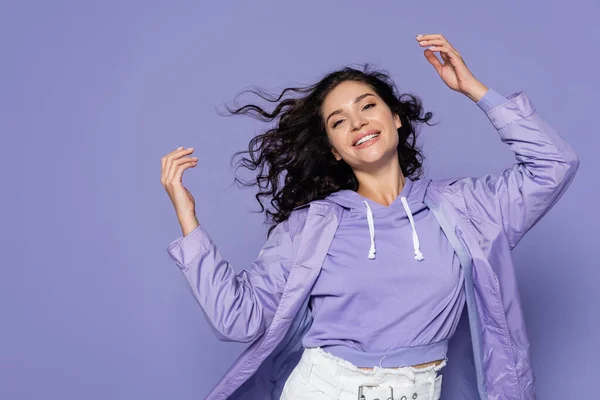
[167,91,579,399]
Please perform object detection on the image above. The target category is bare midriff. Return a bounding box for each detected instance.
[357,358,444,371]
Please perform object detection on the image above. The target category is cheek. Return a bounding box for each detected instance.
[390,130,400,147]
[326,132,343,156]
[370,108,394,125]
[327,129,347,149]
[394,115,402,129]
[380,113,400,145]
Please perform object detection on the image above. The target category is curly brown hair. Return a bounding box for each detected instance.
[227,65,435,232]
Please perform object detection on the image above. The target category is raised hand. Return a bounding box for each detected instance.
[416,33,488,102]
[161,147,199,236]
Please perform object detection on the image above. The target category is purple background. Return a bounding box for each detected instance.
[3,1,598,399]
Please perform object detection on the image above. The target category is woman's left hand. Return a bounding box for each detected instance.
[416,33,488,102]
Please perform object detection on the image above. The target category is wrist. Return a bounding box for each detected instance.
[463,81,488,103]
[178,213,199,237]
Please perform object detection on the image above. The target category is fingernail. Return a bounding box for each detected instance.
[178,146,183,150]
[416,34,423,38]
[187,147,194,150]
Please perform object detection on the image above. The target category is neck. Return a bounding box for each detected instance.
[354,155,406,207]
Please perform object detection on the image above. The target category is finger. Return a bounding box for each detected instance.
[162,146,184,177]
[167,157,198,185]
[167,158,198,187]
[417,39,446,49]
[423,49,443,75]
[416,33,444,42]
[163,149,178,183]
[440,50,451,63]
[427,46,462,67]
[162,147,182,177]
[166,147,194,164]
[164,147,194,181]
[171,158,198,186]
[165,156,196,184]
[417,34,460,56]
[165,146,186,161]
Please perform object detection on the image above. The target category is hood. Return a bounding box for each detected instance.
[325,177,431,261]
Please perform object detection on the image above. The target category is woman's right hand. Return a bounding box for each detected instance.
[161,147,199,236]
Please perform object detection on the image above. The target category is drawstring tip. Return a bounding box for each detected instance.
[368,251,376,260]
[414,252,424,262]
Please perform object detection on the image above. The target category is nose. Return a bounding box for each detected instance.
[349,113,368,131]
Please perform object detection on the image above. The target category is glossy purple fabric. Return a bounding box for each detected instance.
[167,91,579,399]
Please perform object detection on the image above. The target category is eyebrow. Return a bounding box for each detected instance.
[325,93,376,125]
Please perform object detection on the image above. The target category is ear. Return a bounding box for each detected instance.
[394,113,402,129]
[331,147,342,161]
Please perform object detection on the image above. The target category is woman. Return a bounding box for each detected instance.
[161,34,578,400]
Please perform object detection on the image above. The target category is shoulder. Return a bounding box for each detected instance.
[427,176,486,194]
[287,199,341,239]
[287,206,309,239]
[424,176,474,210]
[426,175,509,217]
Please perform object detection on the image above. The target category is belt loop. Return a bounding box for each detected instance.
[332,375,345,399]
[301,357,313,384]
[428,374,438,399]
[433,374,443,399]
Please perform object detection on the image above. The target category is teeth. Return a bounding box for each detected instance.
[355,133,379,146]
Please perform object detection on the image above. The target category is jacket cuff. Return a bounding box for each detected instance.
[485,91,536,131]
[167,224,214,270]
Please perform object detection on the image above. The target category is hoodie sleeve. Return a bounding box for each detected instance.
[455,91,579,249]
[166,220,293,343]
[476,88,508,113]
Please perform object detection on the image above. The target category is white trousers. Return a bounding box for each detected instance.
[280,347,445,400]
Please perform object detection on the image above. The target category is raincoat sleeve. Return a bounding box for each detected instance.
[166,220,293,343]
[456,90,579,248]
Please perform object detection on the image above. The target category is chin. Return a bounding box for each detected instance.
[359,146,392,161]
[351,154,389,170]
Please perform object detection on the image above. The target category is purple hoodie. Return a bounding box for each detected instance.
[167,91,579,399]
[301,177,466,368]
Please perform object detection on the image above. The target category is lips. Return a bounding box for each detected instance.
[353,130,381,147]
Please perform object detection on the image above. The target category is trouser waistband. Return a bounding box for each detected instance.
[298,347,444,400]
[322,339,449,368]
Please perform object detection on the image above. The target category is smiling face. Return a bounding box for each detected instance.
[321,80,402,171]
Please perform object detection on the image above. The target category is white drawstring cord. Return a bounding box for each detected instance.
[363,200,376,259]
[379,355,387,367]
[400,196,425,261]
[363,197,424,261]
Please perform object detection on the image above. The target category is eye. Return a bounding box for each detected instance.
[362,103,376,111]
[332,119,344,128]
